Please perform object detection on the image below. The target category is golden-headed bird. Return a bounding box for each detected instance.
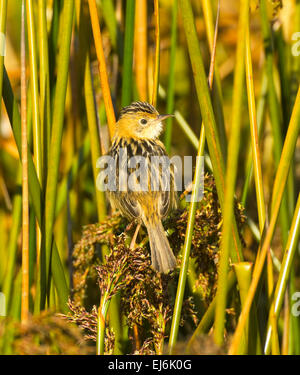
[107,101,177,273]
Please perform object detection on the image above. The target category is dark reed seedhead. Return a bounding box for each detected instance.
[166,173,246,305]
[72,214,127,305]
[65,302,115,354]
[69,173,246,353]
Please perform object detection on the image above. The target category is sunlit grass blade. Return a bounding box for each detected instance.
[38,0,51,174]
[201,0,226,159]
[168,127,205,354]
[241,68,267,207]
[100,0,119,52]
[245,25,265,233]
[178,0,243,263]
[214,0,249,346]
[26,0,42,184]
[233,262,252,354]
[229,85,300,354]
[3,67,69,314]
[267,250,280,354]
[121,0,135,107]
[84,55,107,221]
[151,0,160,107]
[43,0,74,308]
[0,0,7,112]
[134,0,148,101]
[88,0,116,138]
[260,0,290,247]
[96,292,110,355]
[20,0,29,324]
[164,0,177,153]
[264,193,300,354]
[168,5,219,353]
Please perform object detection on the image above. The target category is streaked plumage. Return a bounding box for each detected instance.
[107,101,177,273]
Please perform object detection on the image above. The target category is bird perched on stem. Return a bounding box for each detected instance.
[107,101,177,273]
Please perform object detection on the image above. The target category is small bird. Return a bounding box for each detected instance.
[107,101,177,273]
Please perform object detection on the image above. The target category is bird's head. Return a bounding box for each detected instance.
[115,101,173,140]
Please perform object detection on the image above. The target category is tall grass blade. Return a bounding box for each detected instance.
[134,0,148,101]
[168,5,219,352]
[121,0,135,107]
[229,85,300,354]
[178,0,243,262]
[214,0,249,346]
[43,0,74,308]
[21,0,29,324]
[151,0,160,107]
[264,193,300,354]
[88,0,116,138]
[0,0,7,111]
[164,0,177,153]
[3,67,69,314]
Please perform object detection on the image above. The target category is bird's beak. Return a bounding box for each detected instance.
[157,114,174,122]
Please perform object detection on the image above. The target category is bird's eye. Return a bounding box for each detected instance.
[139,118,148,125]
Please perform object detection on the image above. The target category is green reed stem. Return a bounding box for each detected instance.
[43,0,74,307]
[244,31,267,352]
[169,4,220,350]
[2,168,22,311]
[9,270,22,320]
[229,84,300,354]
[264,182,300,352]
[96,292,110,355]
[245,25,266,232]
[49,0,62,89]
[26,0,43,184]
[270,83,300,221]
[3,67,69,314]
[233,262,253,354]
[100,0,118,51]
[151,0,160,107]
[275,27,290,128]
[121,0,135,107]
[3,67,42,226]
[0,0,7,114]
[164,0,177,153]
[201,0,226,160]
[38,0,51,177]
[84,55,107,221]
[21,0,29,323]
[80,3,124,352]
[214,0,248,346]
[260,0,290,247]
[233,262,262,354]
[178,0,243,263]
[100,0,123,60]
[241,68,267,207]
[169,125,206,354]
[186,270,237,351]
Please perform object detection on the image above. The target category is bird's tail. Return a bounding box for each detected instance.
[145,219,177,273]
